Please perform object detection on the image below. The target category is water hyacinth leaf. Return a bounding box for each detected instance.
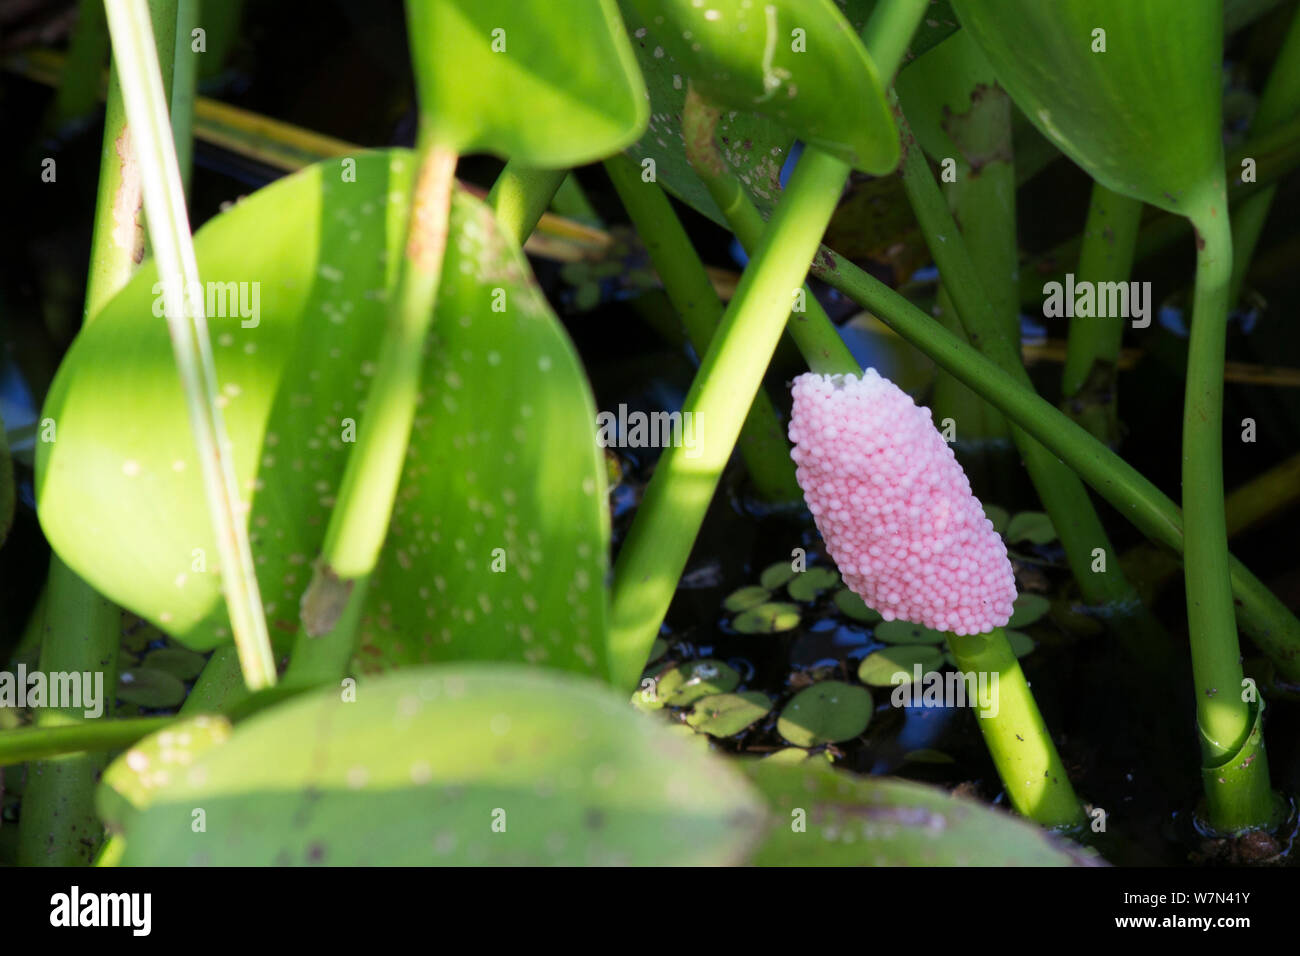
[857,645,944,687]
[733,602,802,634]
[1008,593,1051,628]
[833,588,882,623]
[118,665,767,865]
[873,620,947,645]
[655,659,740,706]
[620,0,896,174]
[759,561,797,591]
[116,669,187,709]
[894,27,1000,165]
[724,585,771,612]
[97,714,233,834]
[140,647,208,681]
[787,567,840,602]
[38,152,609,680]
[777,681,872,747]
[406,0,647,166]
[1005,511,1057,545]
[687,691,772,737]
[744,760,1100,865]
[950,0,1225,216]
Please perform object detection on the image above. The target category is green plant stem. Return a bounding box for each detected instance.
[809,247,1300,680]
[681,86,858,377]
[1183,197,1274,831]
[171,0,198,195]
[896,108,1172,669]
[1229,4,1300,306]
[607,0,930,692]
[302,134,456,637]
[45,0,109,133]
[102,0,276,689]
[487,163,566,246]
[947,627,1083,826]
[604,153,801,502]
[1,716,172,769]
[1059,182,1143,442]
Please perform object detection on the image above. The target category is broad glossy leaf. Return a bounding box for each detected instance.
[38,152,609,679]
[745,760,1101,865]
[407,0,647,166]
[895,28,1000,166]
[619,1,957,224]
[621,0,896,173]
[118,665,768,865]
[951,0,1225,215]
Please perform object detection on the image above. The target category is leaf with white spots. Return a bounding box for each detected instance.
[117,665,767,865]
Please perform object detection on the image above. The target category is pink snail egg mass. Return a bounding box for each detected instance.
[788,370,1017,635]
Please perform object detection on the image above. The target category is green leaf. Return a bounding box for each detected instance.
[787,567,840,602]
[1006,510,1057,545]
[724,585,772,612]
[895,28,1001,166]
[140,647,208,681]
[406,0,647,165]
[982,503,1010,536]
[656,659,741,706]
[687,691,772,737]
[951,0,1225,215]
[857,645,944,687]
[116,669,186,709]
[1008,593,1051,628]
[0,411,13,550]
[38,152,609,679]
[873,619,948,645]
[833,588,882,623]
[733,602,802,634]
[117,665,767,865]
[759,561,797,590]
[1004,629,1035,658]
[777,681,872,746]
[744,760,1101,865]
[620,0,897,174]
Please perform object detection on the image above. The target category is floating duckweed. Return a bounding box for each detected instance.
[858,645,945,687]
[777,681,872,747]
[732,602,801,634]
[656,659,740,706]
[1008,593,1051,628]
[759,561,797,590]
[983,503,1011,535]
[117,668,186,709]
[1006,511,1057,545]
[723,585,771,612]
[787,566,840,602]
[141,647,208,681]
[686,692,772,737]
[832,588,882,623]
[873,620,948,645]
[1004,629,1036,658]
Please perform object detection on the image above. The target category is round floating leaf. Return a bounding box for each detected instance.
[118,665,767,865]
[656,659,741,706]
[407,0,647,165]
[733,602,802,634]
[873,620,948,645]
[777,681,872,747]
[857,645,944,688]
[951,0,1225,216]
[141,647,208,681]
[745,760,1101,865]
[1005,511,1057,545]
[687,692,772,737]
[621,0,897,173]
[1008,593,1051,628]
[982,504,1010,536]
[38,152,610,677]
[724,585,772,612]
[833,588,882,623]
[787,567,840,602]
[116,669,186,709]
[97,714,233,833]
[1004,629,1036,658]
[759,561,797,591]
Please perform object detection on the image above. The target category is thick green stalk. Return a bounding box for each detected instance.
[897,110,1172,666]
[1059,182,1142,443]
[103,0,275,689]
[604,153,801,502]
[1184,196,1274,831]
[2,716,172,768]
[301,134,456,636]
[487,164,566,246]
[947,628,1083,826]
[809,247,1300,680]
[20,0,177,868]
[1228,4,1300,306]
